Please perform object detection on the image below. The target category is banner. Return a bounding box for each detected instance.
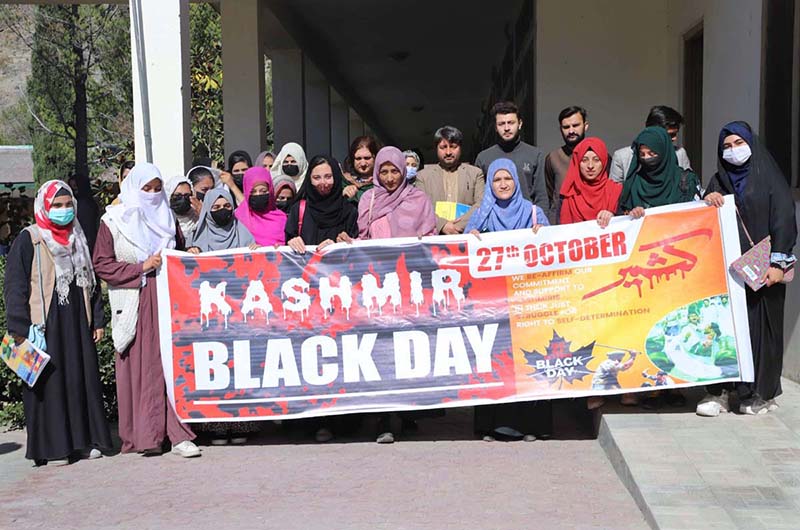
[157,198,752,422]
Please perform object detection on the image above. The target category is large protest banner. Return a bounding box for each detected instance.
[157,198,752,422]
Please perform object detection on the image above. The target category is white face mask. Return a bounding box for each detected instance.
[722,144,752,166]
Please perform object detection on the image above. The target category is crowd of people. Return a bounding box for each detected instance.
[3,100,796,466]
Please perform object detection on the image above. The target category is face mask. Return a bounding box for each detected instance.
[210,208,233,227]
[233,174,244,190]
[195,191,206,203]
[48,207,75,226]
[276,199,290,213]
[282,163,300,177]
[639,155,661,173]
[406,166,418,180]
[248,193,270,212]
[722,144,752,166]
[170,194,192,215]
[139,190,163,206]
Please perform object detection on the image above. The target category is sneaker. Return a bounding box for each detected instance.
[47,458,70,467]
[696,391,729,417]
[523,434,537,442]
[664,390,687,407]
[376,431,395,444]
[482,435,496,442]
[587,397,605,410]
[620,393,640,406]
[210,437,229,446]
[171,440,201,458]
[85,448,103,460]
[230,437,248,445]
[314,428,333,443]
[767,399,779,412]
[740,397,770,415]
[142,447,163,456]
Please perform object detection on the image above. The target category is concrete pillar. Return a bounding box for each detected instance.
[330,88,349,161]
[271,48,304,150]
[130,0,191,177]
[221,0,266,164]
[349,108,365,142]
[303,56,330,156]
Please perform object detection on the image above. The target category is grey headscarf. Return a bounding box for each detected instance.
[190,188,255,251]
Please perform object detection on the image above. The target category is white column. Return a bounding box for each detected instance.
[348,108,365,142]
[303,56,331,156]
[130,0,191,177]
[271,48,304,149]
[330,88,349,162]
[221,0,266,163]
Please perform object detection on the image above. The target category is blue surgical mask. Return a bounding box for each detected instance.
[406,166,418,180]
[48,207,75,226]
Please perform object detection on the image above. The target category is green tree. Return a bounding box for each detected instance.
[189,3,224,163]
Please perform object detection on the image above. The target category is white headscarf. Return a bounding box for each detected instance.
[165,175,198,238]
[33,180,95,305]
[270,142,309,189]
[104,163,176,262]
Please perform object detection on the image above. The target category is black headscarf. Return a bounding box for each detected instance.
[296,155,356,233]
[705,121,797,255]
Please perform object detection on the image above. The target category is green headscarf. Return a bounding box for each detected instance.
[619,126,698,211]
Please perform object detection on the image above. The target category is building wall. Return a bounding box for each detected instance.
[666,0,764,182]
[534,0,670,155]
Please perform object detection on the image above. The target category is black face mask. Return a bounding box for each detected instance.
[233,174,244,190]
[195,191,206,203]
[639,155,661,174]
[282,163,300,177]
[170,194,192,215]
[210,208,233,227]
[276,199,290,213]
[248,193,270,212]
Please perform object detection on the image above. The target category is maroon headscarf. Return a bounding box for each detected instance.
[357,146,435,239]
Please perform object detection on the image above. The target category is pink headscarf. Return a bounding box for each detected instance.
[234,167,287,245]
[357,146,436,239]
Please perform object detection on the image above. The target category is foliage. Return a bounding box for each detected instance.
[0,256,26,428]
[189,3,224,163]
[0,4,134,186]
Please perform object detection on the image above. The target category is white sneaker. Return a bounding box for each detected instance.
[696,391,729,417]
[171,440,201,458]
[767,399,779,412]
[85,448,103,460]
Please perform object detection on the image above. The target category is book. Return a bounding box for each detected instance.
[435,201,470,222]
[1,334,51,387]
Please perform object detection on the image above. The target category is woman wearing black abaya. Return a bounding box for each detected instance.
[698,121,797,416]
[4,181,112,465]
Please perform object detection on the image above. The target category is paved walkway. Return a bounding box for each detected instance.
[0,406,646,530]
[600,378,800,530]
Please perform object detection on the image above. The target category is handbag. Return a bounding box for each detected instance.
[729,208,794,291]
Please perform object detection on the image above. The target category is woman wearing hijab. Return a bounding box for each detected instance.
[4,181,112,466]
[559,137,622,227]
[255,150,276,170]
[235,167,287,246]
[338,146,435,444]
[618,126,701,215]
[165,175,200,244]
[93,163,200,458]
[616,126,700,409]
[346,146,436,242]
[698,121,797,417]
[271,142,309,190]
[189,188,256,253]
[186,188,259,444]
[273,175,297,214]
[286,155,359,254]
[343,136,380,203]
[466,158,550,442]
